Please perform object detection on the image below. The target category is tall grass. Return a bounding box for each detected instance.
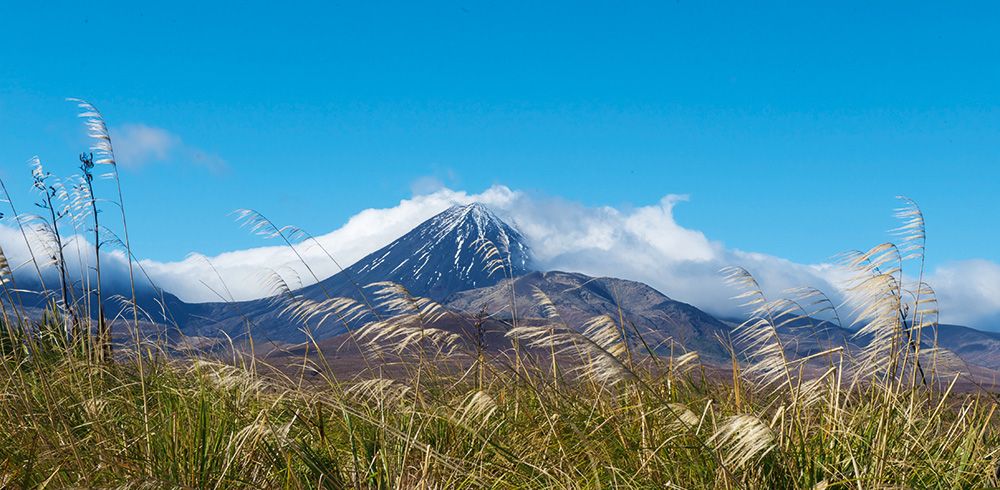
[0,106,997,488]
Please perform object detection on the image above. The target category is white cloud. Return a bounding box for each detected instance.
[111,124,227,172]
[112,124,178,167]
[927,260,1000,327]
[489,192,842,319]
[2,184,999,330]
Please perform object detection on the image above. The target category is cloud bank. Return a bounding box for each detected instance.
[2,185,998,329]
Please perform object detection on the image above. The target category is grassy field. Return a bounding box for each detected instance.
[1,304,998,488]
[1,102,999,488]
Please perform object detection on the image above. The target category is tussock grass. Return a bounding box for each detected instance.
[1,321,997,488]
[0,104,998,488]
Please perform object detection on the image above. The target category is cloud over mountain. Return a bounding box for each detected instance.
[1,184,998,329]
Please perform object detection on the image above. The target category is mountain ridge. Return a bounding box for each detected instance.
[47,202,998,374]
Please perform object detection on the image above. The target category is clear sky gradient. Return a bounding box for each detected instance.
[1,2,998,270]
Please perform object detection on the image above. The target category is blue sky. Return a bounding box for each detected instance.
[1,1,998,272]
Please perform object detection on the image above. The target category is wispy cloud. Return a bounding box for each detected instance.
[409,169,460,196]
[111,123,227,172]
[410,176,447,195]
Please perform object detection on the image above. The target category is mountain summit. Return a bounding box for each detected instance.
[313,202,533,300]
[175,203,533,340]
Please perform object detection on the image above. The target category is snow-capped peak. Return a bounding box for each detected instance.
[425,202,517,246]
[305,202,533,301]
